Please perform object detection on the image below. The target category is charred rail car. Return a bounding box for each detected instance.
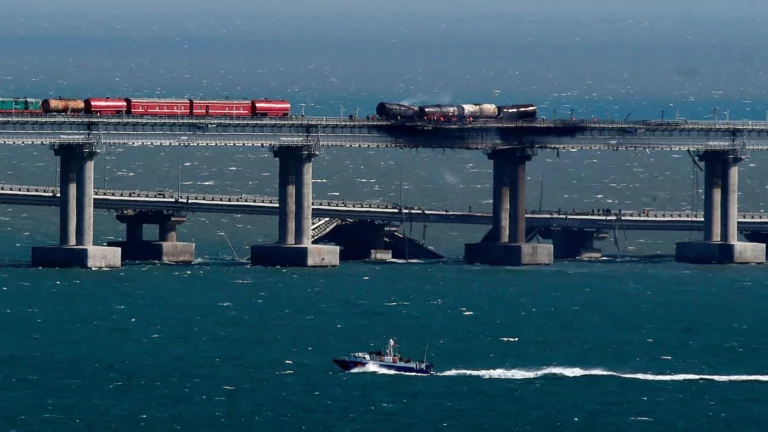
[457,104,498,119]
[42,98,86,114]
[376,102,419,120]
[418,105,460,120]
[497,104,537,121]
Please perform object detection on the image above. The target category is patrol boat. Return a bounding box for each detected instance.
[332,338,434,375]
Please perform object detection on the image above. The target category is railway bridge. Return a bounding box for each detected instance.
[2,115,768,268]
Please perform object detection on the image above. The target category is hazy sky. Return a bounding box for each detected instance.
[1,0,766,117]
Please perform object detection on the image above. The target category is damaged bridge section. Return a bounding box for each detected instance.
[312,219,443,261]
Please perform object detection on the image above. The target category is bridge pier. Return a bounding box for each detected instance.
[547,229,603,260]
[464,149,553,266]
[107,211,195,263]
[32,144,121,268]
[676,151,765,264]
[251,146,340,267]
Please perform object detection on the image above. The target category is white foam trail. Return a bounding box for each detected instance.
[348,363,428,376]
[438,367,768,382]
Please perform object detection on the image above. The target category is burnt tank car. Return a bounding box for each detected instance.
[457,104,498,119]
[42,98,85,114]
[497,104,537,121]
[376,102,418,119]
[418,104,459,119]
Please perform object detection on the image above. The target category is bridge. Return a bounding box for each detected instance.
[4,183,768,262]
[4,184,768,231]
[2,115,768,150]
[3,112,767,268]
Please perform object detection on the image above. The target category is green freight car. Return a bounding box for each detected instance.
[0,98,43,113]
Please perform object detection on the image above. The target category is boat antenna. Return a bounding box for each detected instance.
[423,336,430,363]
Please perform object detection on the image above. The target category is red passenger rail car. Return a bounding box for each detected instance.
[127,98,191,116]
[191,100,251,117]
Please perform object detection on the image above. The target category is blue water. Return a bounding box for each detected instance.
[3,5,768,428]
[1,260,767,430]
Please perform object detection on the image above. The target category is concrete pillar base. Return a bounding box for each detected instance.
[464,243,554,266]
[367,249,393,261]
[250,244,340,267]
[107,241,195,263]
[31,245,121,269]
[675,241,766,264]
[551,229,602,260]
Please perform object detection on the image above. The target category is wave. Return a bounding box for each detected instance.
[438,367,768,382]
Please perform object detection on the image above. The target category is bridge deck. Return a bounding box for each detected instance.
[2,184,768,231]
[2,115,768,150]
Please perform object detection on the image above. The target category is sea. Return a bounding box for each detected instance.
[2,6,768,429]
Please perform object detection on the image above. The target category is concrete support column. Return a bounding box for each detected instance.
[721,158,739,244]
[58,151,77,245]
[509,158,528,244]
[251,146,339,267]
[295,154,313,245]
[702,155,722,242]
[75,153,95,247]
[676,150,764,264]
[277,151,297,245]
[159,223,177,243]
[126,221,143,243]
[491,156,510,243]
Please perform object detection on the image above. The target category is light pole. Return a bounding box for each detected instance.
[300,103,306,118]
[340,106,344,119]
[176,153,181,198]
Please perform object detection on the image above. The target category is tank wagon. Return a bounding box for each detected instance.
[42,98,85,114]
[376,101,537,122]
[497,104,537,121]
[376,103,419,119]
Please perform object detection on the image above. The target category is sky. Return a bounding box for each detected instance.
[1,0,767,117]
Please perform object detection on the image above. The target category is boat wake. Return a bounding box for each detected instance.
[438,367,768,382]
[348,363,429,376]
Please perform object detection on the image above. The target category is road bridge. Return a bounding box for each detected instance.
[4,183,768,231]
[4,184,768,262]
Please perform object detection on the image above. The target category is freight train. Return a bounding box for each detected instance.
[376,102,537,122]
[0,97,291,117]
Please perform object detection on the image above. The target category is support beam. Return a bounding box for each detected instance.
[295,154,313,245]
[277,151,296,245]
[509,157,527,244]
[491,156,510,243]
[159,222,177,243]
[721,157,739,243]
[57,149,77,246]
[702,155,722,242]
[108,212,194,263]
[126,221,143,243]
[75,153,95,247]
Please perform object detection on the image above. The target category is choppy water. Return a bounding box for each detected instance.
[3,8,768,427]
[1,261,767,430]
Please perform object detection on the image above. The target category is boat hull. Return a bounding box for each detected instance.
[333,358,433,375]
